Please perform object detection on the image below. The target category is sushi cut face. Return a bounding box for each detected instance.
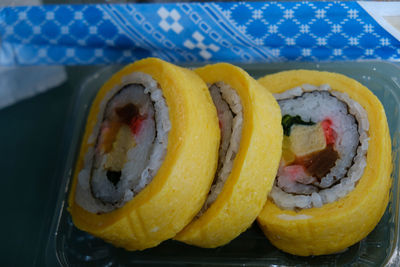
[175,63,282,249]
[75,72,170,214]
[197,81,243,216]
[270,84,369,210]
[69,58,221,251]
[257,69,391,256]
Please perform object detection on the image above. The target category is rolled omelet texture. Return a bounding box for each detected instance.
[174,63,282,248]
[68,58,220,250]
[257,70,392,256]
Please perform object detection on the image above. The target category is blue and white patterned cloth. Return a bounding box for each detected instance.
[1,1,400,65]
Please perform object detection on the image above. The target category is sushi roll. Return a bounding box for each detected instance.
[174,63,282,248]
[68,58,220,250]
[257,70,392,256]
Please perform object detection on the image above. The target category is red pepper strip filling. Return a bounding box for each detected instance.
[321,118,337,145]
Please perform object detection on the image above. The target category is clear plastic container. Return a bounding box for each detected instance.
[45,61,400,266]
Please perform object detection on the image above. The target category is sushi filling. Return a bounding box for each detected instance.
[270,84,369,210]
[75,72,170,214]
[197,82,243,216]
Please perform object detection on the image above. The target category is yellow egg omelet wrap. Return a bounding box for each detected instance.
[68,58,220,250]
[257,70,392,256]
[174,63,283,248]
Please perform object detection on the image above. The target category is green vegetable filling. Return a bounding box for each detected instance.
[282,114,315,136]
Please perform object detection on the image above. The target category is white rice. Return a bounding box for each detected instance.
[197,81,243,216]
[75,72,170,214]
[270,84,369,210]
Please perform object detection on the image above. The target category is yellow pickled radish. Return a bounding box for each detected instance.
[282,136,295,164]
[104,125,136,171]
[290,123,326,157]
[100,121,122,153]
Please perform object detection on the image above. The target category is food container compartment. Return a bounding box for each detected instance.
[45,61,400,266]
